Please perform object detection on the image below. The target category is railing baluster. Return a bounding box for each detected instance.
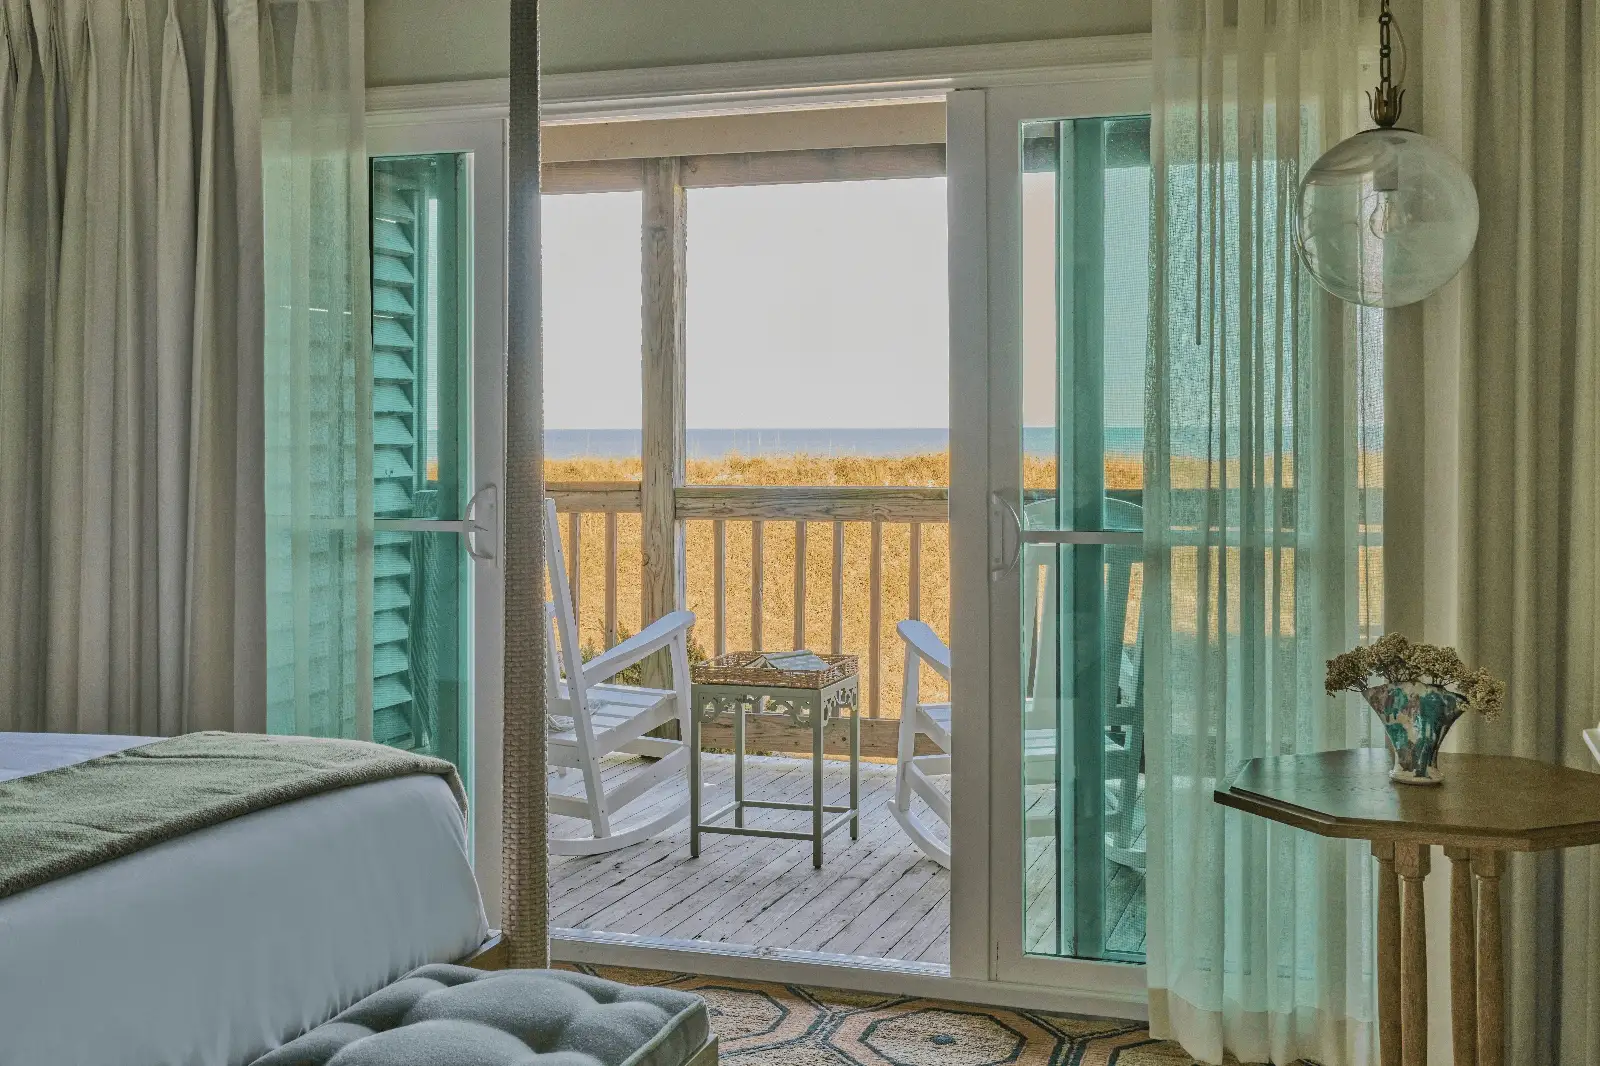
[568,513,582,624]
[713,519,727,657]
[604,511,618,648]
[751,520,765,652]
[831,521,845,654]
[793,520,807,650]
[909,521,922,621]
[869,519,882,718]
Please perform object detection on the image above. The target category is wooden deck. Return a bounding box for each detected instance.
[550,753,1147,965]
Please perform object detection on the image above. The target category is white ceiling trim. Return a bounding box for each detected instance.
[365,33,1153,126]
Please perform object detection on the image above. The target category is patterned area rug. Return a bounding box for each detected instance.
[559,964,1256,1065]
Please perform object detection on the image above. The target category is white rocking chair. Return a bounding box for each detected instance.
[544,497,697,855]
[888,499,1146,873]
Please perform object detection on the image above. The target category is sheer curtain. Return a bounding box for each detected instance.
[0,0,265,734]
[1145,3,1384,1063]
[260,0,371,740]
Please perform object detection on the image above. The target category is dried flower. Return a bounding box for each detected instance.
[1404,643,1466,686]
[1368,632,1416,682]
[1458,667,1505,720]
[1325,647,1373,695]
[1326,633,1506,720]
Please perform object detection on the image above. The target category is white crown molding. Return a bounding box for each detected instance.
[366,34,1153,125]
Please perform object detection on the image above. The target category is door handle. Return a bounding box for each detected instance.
[990,491,1023,580]
[463,483,498,563]
[990,490,1143,580]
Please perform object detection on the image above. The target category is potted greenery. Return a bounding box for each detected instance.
[1326,633,1505,784]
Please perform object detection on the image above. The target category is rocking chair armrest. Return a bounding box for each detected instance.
[581,609,697,686]
[897,619,951,680]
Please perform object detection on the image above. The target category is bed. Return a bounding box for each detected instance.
[0,732,492,1066]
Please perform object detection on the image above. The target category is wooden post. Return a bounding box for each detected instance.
[1444,847,1478,1066]
[1473,849,1506,1066]
[1396,842,1431,1066]
[640,157,687,688]
[1373,841,1402,1066]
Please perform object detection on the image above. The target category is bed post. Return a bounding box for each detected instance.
[503,0,548,969]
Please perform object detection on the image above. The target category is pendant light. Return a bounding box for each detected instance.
[1296,0,1479,308]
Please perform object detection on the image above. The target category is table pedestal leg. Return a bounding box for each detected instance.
[812,699,824,869]
[1444,847,1478,1066]
[733,699,745,828]
[689,705,702,859]
[1473,849,1506,1066]
[849,698,860,839]
[1396,843,1431,1066]
[1374,841,1402,1066]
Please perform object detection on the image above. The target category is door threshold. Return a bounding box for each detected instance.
[550,927,1147,1021]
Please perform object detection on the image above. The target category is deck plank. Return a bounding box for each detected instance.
[547,753,1143,970]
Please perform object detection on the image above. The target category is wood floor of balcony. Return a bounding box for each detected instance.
[549,753,1146,966]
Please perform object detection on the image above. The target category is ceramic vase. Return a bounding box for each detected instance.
[1364,681,1466,784]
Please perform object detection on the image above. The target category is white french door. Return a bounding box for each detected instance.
[365,116,508,924]
[947,78,1152,1006]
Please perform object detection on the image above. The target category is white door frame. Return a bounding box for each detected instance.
[366,115,509,927]
[946,76,1150,1002]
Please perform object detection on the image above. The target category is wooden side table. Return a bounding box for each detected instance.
[689,652,861,869]
[1216,749,1600,1066]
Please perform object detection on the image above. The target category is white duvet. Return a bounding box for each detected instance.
[0,733,489,1066]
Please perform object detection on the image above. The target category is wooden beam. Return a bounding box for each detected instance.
[542,144,947,195]
[547,481,641,512]
[675,485,948,523]
[541,158,644,194]
[682,144,946,188]
[540,104,947,163]
[639,157,687,688]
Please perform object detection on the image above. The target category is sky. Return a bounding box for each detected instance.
[542,178,950,431]
[539,170,1148,434]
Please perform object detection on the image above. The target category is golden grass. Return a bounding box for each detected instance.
[544,451,1383,716]
[546,454,968,712]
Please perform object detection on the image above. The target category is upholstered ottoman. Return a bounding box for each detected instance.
[252,965,716,1066]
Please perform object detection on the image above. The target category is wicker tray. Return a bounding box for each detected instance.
[692,651,858,689]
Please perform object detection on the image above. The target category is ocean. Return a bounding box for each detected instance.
[545,427,1145,461]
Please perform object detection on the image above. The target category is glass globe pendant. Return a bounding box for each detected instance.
[1296,1,1479,308]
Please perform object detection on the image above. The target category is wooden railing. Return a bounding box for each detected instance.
[548,481,947,758]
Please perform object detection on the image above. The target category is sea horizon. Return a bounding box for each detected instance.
[545,424,1384,461]
[546,427,1142,461]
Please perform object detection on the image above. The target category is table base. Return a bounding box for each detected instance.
[1373,841,1506,1066]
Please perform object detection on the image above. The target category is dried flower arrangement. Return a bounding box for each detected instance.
[1325,632,1505,718]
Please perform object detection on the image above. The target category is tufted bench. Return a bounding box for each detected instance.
[252,965,716,1066]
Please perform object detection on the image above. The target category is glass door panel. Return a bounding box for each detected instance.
[1015,115,1151,965]
[369,153,480,790]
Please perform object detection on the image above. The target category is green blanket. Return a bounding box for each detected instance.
[0,731,465,901]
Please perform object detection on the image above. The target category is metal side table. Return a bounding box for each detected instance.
[689,652,860,868]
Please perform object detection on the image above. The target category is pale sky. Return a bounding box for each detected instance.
[541,178,950,430]
[540,170,1146,434]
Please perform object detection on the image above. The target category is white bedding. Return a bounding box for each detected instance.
[0,733,489,1066]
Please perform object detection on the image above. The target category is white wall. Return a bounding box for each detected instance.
[365,0,1152,86]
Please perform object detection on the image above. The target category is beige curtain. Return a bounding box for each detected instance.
[1147,2,1383,1063]
[1457,1,1600,1062]
[0,0,265,735]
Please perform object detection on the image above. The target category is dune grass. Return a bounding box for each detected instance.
[544,450,1382,716]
